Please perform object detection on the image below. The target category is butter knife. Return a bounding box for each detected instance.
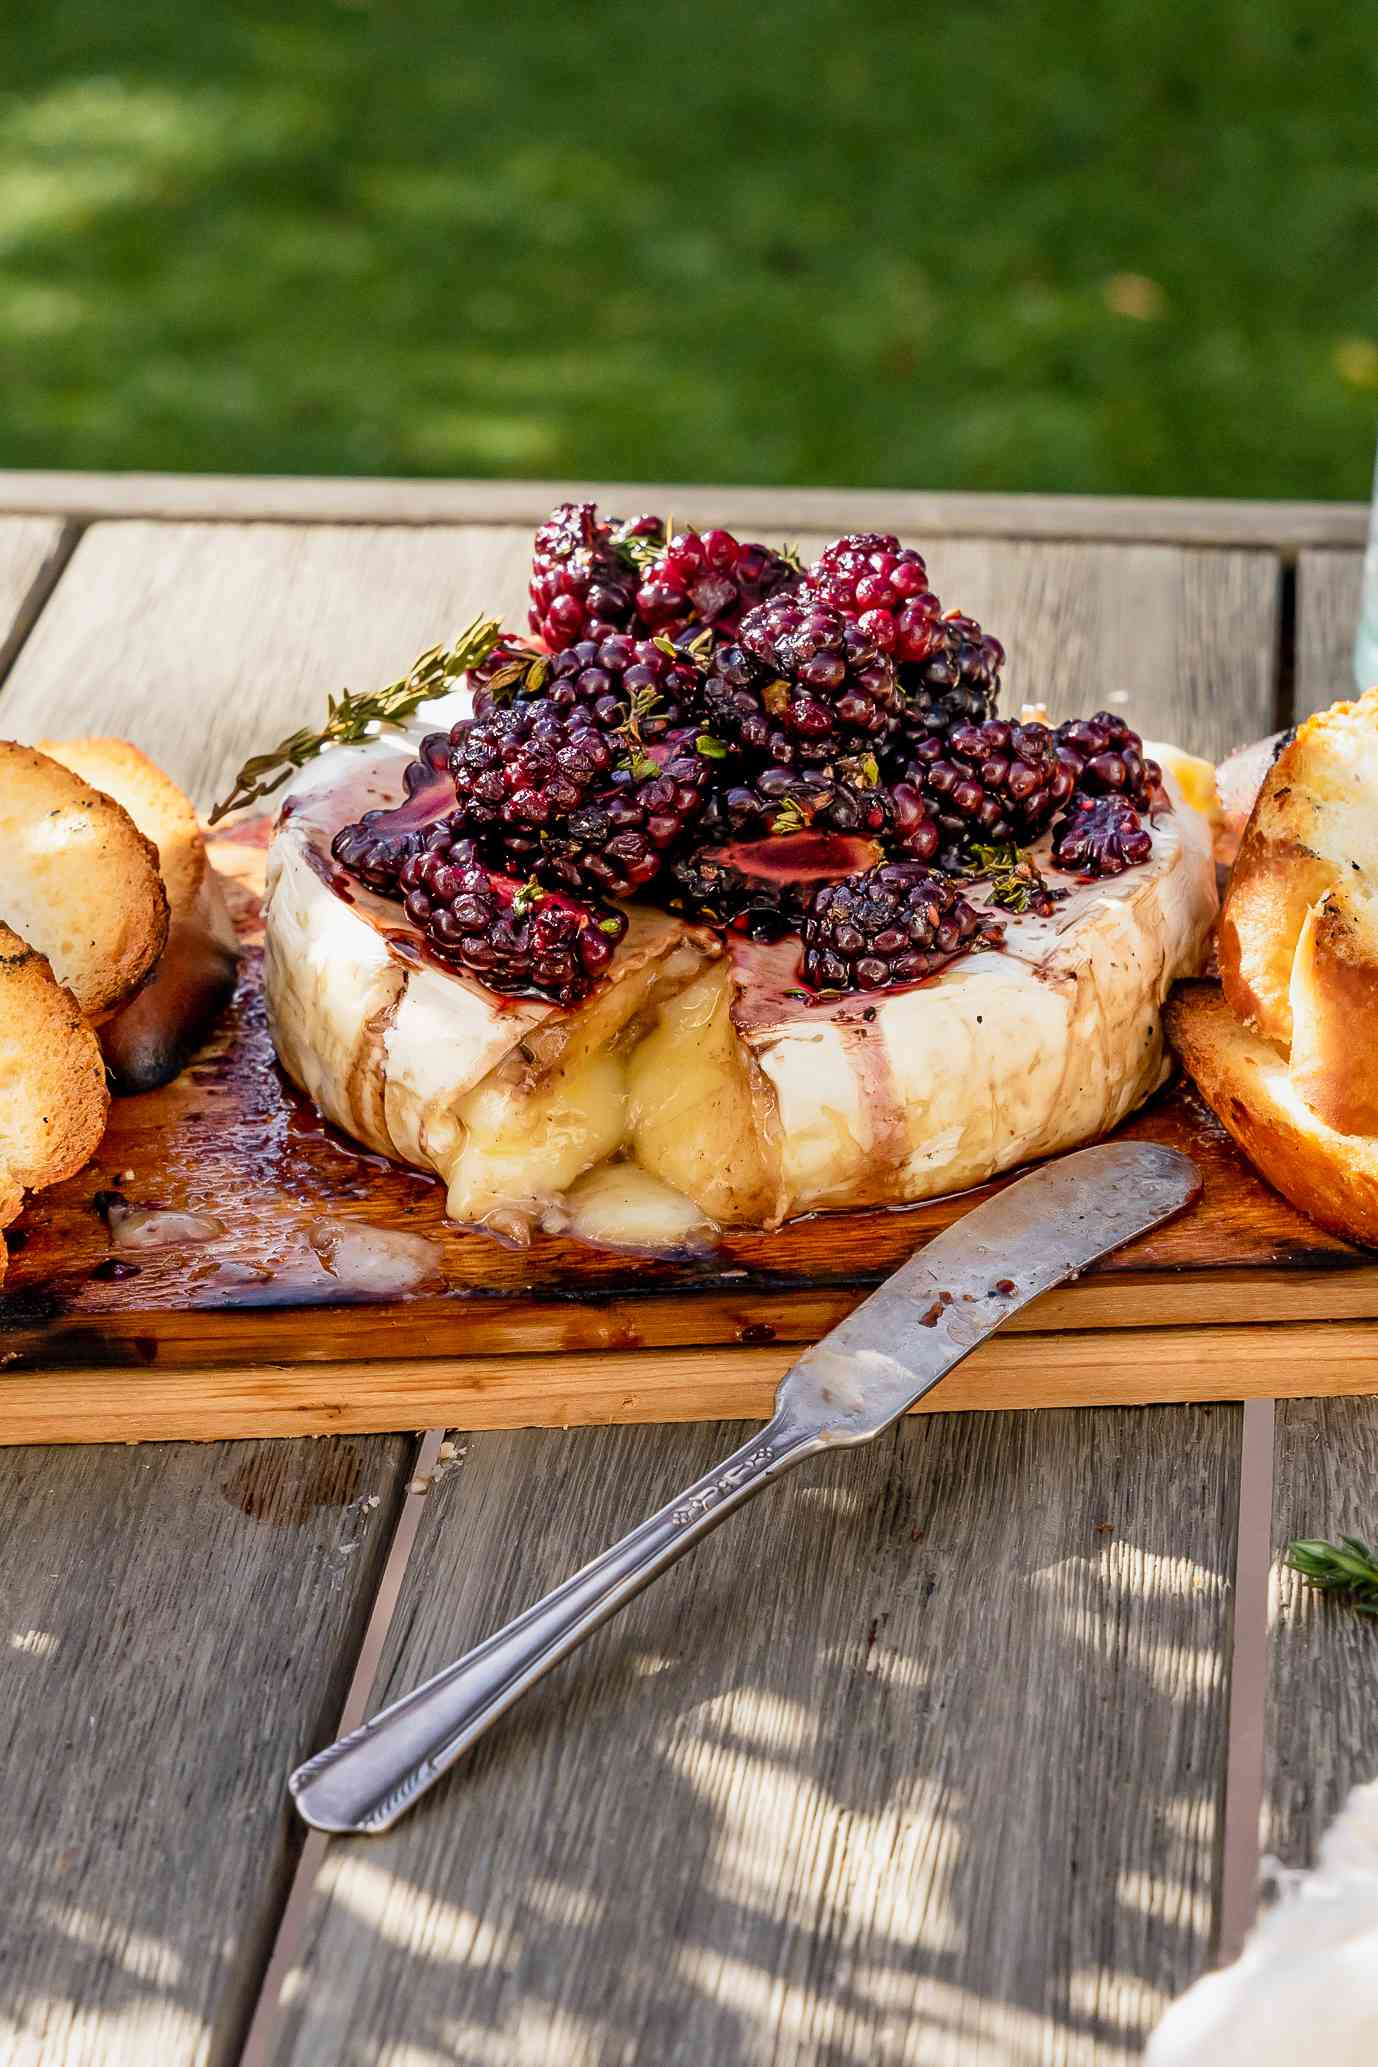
[291,1139,1198,1834]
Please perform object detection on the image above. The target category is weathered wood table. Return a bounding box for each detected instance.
[0,473,1373,2067]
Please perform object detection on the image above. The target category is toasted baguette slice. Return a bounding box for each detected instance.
[39,737,205,913]
[1219,690,1378,1131]
[0,922,109,1196]
[37,737,240,1092]
[0,1169,20,1287]
[0,742,169,1023]
[1167,981,1378,1248]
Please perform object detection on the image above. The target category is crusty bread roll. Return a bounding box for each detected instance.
[0,741,169,1024]
[1167,982,1378,1247]
[1219,687,1378,1135]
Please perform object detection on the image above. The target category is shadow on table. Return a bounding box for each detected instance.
[267,1403,1240,2066]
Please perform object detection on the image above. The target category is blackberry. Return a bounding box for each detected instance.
[802,864,1004,994]
[696,762,939,861]
[904,718,1074,855]
[666,831,883,941]
[472,632,698,740]
[539,730,714,900]
[633,527,799,637]
[448,702,619,872]
[805,533,944,661]
[528,502,664,651]
[699,597,898,767]
[330,734,458,892]
[894,610,1005,738]
[1053,712,1162,812]
[397,834,625,1006]
[450,701,712,899]
[1050,795,1153,878]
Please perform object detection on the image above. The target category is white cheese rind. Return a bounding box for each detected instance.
[750,767,1215,1216]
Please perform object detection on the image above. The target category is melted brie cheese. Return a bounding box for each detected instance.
[263,724,1218,1245]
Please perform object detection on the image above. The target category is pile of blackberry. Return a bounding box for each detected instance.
[328,510,1170,1004]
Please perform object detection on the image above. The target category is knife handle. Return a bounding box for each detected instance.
[290,1413,816,1833]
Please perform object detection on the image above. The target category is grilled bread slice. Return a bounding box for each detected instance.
[0,922,109,1280]
[0,742,169,1024]
[0,1169,20,1287]
[1219,688,1378,1134]
[37,738,239,1090]
[1167,981,1378,1247]
[39,737,205,913]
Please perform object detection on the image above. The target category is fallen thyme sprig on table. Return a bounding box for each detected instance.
[1285,1535,1378,1614]
[208,615,502,823]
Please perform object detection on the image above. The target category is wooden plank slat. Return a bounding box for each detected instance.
[1265,1398,1378,1872]
[0,522,1277,797]
[1294,548,1365,718]
[265,1407,1239,2066]
[0,472,1364,551]
[4,1318,1378,1446]
[893,537,1278,762]
[0,1434,414,2067]
[0,515,75,683]
[1263,551,1378,1879]
[0,532,424,2067]
[0,521,532,810]
[1267,554,1374,1914]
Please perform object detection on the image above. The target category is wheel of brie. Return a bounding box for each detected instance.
[265,709,1216,1249]
[259,516,1218,1250]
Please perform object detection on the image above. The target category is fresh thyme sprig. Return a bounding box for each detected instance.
[959,840,1062,916]
[1286,1535,1378,1614]
[617,682,663,780]
[209,616,502,823]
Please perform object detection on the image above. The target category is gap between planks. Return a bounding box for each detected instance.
[0,515,81,692]
[1216,1397,1275,1966]
[235,1425,448,2067]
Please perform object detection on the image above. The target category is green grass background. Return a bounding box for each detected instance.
[5,1,1378,496]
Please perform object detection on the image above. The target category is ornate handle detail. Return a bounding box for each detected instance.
[290,1413,816,1834]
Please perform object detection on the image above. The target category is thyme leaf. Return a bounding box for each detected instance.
[959,840,1061,916]
[209,615,502,823]
[771,797,809,836]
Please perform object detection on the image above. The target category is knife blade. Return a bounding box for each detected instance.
[290,1140,1199,1834]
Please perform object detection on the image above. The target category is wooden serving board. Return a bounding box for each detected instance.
[4,822,1378,1443]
